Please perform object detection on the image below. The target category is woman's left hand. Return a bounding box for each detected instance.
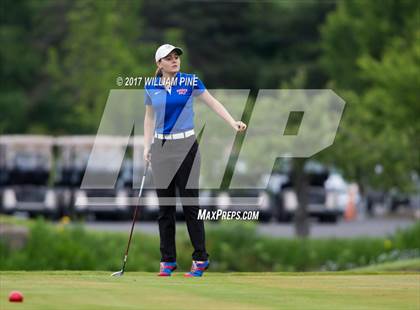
[231,120,247,132]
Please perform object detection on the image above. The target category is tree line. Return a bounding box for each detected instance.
[1,0,418,224]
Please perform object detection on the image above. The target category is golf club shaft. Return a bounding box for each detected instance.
[122,161,150,269]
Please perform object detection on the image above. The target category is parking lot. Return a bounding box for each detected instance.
[2,135,418,239]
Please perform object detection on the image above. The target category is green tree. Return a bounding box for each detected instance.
[0,0,44,133]
[320,0,420,193]
[44,0,152,133]
[357,31,420,190]
[141,0,335,89]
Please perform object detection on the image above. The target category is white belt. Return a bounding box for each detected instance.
[154,129,195,140]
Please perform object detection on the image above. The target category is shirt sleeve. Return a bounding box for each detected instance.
[193,75,206,96]
[144,88,152,105]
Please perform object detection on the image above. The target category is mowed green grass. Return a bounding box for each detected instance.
[1,272,419,310]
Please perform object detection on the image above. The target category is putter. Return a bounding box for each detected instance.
[111,160,150,277]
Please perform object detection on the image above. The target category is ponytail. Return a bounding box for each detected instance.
[155,67,162,77]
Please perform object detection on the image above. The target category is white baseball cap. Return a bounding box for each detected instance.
[155,44,183,63]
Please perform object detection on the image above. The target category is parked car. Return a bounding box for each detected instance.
[365,189,389,216]
[267,161,348,223]
[0,135,59,218]
[0,141,6,210]
[54,136,135,220]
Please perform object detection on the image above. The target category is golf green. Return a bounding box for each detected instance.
[1,272,418,309]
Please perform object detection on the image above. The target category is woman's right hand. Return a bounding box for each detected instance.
[144,146,151,163]
[230,120,247,132]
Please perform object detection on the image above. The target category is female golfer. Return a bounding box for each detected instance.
[144,44,246,277]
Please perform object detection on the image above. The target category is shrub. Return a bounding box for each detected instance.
[0,219,419,271]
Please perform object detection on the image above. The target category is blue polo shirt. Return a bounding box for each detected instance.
[144,72,206,134]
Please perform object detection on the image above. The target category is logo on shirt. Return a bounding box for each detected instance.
[177,88,188,95]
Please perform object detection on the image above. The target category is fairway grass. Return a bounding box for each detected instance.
[1,272,419,310]
[349,258,420,272]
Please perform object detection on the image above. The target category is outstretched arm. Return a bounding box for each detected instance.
[197,90,247,132]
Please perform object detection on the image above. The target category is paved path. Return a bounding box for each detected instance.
[82,217,417,238]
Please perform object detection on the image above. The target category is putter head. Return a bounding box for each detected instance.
[111,269,124,277]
